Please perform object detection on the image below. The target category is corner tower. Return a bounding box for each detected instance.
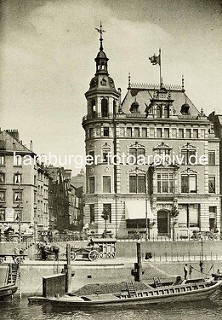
[83,24,121,236]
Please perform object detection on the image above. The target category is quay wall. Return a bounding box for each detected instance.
[1,259,222,295]
[1,240,222,259]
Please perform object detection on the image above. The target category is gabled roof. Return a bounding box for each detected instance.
[0,130,34,154]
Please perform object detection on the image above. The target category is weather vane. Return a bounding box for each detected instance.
[95,22,105,50]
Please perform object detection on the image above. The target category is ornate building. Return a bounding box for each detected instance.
[82,28,220,239]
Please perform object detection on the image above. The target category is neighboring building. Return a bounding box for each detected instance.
[0,130,36,239]
[47,167,83,232]
[82,35,221,239]
[34,164,51,239]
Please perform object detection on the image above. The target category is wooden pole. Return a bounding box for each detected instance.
[136,241,142,282]
[66,244,71,293]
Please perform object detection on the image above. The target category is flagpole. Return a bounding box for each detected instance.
[159,48,162,88]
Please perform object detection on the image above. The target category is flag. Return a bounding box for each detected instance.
[149,54,161,66]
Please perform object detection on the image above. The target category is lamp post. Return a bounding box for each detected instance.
[101,208,109,236]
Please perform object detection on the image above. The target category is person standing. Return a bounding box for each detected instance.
[184,264,188,280]
[200,260,203,273]
[189,265,193,279]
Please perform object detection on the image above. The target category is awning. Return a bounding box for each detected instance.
[125,199,154,220]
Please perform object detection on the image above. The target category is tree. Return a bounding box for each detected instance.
[101,208,110,234]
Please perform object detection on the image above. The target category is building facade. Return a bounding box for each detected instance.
[0,130,48,237]
[47,167,83,232]
[82,38,221,239]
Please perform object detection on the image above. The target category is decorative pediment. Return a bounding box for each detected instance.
[153,142,172,150]
[129,166,147,174]
[129,141,145,149]
[102,143,111,150]
[181,142,196,150]
[181,167,197,175]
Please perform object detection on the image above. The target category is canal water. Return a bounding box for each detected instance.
[1,291,222,320]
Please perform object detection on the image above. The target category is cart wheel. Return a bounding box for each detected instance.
[111,252,116,258]
[70,251,77,261]
[100,253,104,258]
[14,256,21,264]
[89,250,99,261]
[0,257,4,264]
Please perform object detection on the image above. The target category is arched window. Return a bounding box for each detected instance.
[156,106,162,118]
[91,99,96,118]
[102,145,111,163]
[129,144,145,164]
[181,144,196,165]
[113,100,116,115]
[101,98,108,117]
[163,106,169,118]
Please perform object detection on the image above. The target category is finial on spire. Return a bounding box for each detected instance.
[182,75,185,92]
[128,72,131,89]
[95,22,105,51]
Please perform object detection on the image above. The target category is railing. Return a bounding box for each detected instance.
[130,83,182,91]
[143,251,220,263]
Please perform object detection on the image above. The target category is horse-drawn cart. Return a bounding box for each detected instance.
[70,247,100,261]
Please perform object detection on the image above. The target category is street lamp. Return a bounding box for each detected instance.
[101,208,109,236]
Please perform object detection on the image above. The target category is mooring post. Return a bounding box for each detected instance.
[65,244,72,293]
[137,241,142,282]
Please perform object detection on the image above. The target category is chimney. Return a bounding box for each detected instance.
[30,140,33,151]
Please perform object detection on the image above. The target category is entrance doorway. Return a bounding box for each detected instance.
[157,210,170,235]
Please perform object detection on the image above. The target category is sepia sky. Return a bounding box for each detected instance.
[0,0,221,174]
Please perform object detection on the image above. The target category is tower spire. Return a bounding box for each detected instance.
[95,22,105,51]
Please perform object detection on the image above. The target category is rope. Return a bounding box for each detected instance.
[189,264,214,277]
[147,261,178,278]
[33,283,42,296]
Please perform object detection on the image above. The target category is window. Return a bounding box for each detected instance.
[0,173,5,183]
[179,129,184,139]
[129,147,145,164]
[0,191,5,201]
[127,127,132,137]
[186,129,191,138]
[101,99,108,117]
[142,128,147,138]
[181,149,196,165]
[209,206,217,214]
[89,204,95,223]
[209,176,215,193]
[0,209,5,221]
[89,128,93,138]
[157,128,162,138]
[134,128,140,137]
[163,106,169,118]
[14,190,22,202]
[0,156,5,166]
[103,204,111,223]
[89,177,95,193]
[103,176,111,193]
[129,174,146,193]
[157,173,174,193]
[208,151,215,165]
[103,127,109,137]
[156,106,162,118]
[14,173,22,184]
[164,128,169,138]
[102,148,110,163]
[14,155,22,166]
[181,175,197,193]
[189,204,199,227]
[193,129,198,138]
